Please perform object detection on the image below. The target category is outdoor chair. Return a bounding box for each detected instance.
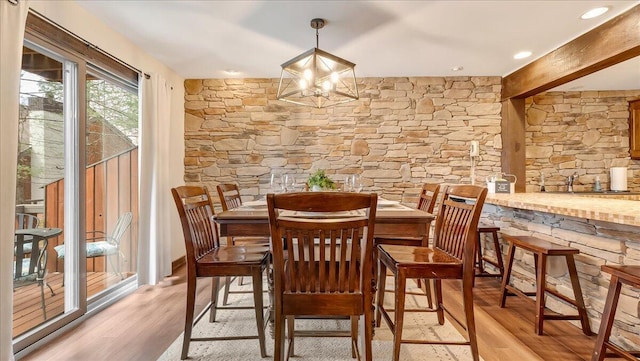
[14,227,54,320]
[54,211,132,279]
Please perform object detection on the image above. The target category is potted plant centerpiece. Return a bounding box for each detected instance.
[307,169,336,191]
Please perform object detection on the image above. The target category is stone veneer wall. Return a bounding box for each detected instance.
[183,76,502,206]
[525,90,640,192]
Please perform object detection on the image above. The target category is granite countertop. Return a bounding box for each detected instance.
[485,192,640,227]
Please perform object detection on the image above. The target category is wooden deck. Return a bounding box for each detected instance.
[13,272,127,338]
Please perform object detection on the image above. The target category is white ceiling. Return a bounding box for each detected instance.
[77,0,640,90]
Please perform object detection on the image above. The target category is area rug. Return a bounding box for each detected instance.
[157,278,484,361]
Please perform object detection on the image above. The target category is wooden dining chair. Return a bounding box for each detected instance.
[216,183,271,304]
[376,184,487,361]
[373,183,441,315]
[267,191,378,361]
[172,185,269,360]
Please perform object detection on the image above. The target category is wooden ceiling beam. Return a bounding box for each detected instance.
[502,4,640,100]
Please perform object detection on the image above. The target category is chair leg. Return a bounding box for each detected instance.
[375,257,387,327]
[491,230,504,276]
[223,276,232,305]
[361,297,374,361]
[462,277,480,361]
[181,274,197,360]
[499,242,516,307]
[274,300,286,361]
[476,231,485,276]
[591,275,622,361]
[392,272,407,361]
[39,282,47,320]
[350,316,358,359]
[422,278,434,308]
[286,316,295,360]
[252,270,267,358]
[566,255,592,335]
[434,279,444,325]
[535,254,547,335]
[210,277,219,322]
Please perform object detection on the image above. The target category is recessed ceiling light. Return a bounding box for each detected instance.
[581,6,609,20]
[513,51,532,60]
[451,66,464,72]
[223,69,240,75]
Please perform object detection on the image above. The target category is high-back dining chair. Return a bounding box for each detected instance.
[217,183,243,211]
[373,183,441,314]
[216,183,271,304]
[376,184,487,361]
[267,191,378,361]
[172,185,269,360]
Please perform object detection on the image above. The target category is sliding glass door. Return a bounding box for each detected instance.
[13,30,139,353]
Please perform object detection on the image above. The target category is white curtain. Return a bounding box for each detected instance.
[138,73,173,285]
[0,1,29,359]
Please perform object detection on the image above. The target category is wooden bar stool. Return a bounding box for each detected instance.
[475,225,504,278]
[499,235,592,336]
[591,265,640,361]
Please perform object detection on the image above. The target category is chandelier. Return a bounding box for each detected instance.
[276,18,359,108]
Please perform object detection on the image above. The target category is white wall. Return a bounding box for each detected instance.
[29,1,186,264]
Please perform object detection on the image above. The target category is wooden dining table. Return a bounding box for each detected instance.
[214,198,435,243]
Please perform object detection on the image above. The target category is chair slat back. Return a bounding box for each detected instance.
[217,183,243,211]
[267,192,377,296]
[172,186,220,262]
[109,212,133,245]
[15,213,39,230]
[416,183,441,213]
[432,185,487,274]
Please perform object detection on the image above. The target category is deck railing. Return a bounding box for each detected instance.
[44,147,138,273]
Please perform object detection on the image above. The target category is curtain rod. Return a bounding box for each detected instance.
[28,8,150,79]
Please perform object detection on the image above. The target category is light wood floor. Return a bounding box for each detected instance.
[20,268,599,361]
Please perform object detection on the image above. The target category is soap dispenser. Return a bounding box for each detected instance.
[593,176,602,192]
[540,173,546,192]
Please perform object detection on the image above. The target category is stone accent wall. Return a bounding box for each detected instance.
[525,91,640,192]
[183,76,502,206]
[480,205,640,350]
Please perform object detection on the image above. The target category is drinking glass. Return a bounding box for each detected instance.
[283,174,296,192]
[344,175,353,192]
[270,172,283,193]
[351,175,363,192]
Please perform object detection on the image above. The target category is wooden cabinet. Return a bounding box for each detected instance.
[630,99,640,160]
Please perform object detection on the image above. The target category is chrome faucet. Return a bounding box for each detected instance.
[567,172,578,192]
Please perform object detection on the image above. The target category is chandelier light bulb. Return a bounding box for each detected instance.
[303,69,313,80]
[331,72,339,83]
[322,80,331,91]
[299,79,307,89]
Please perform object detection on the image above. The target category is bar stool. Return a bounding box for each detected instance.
[475,225,504,278]
[591,265,640,361]
[499,234,592,336]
